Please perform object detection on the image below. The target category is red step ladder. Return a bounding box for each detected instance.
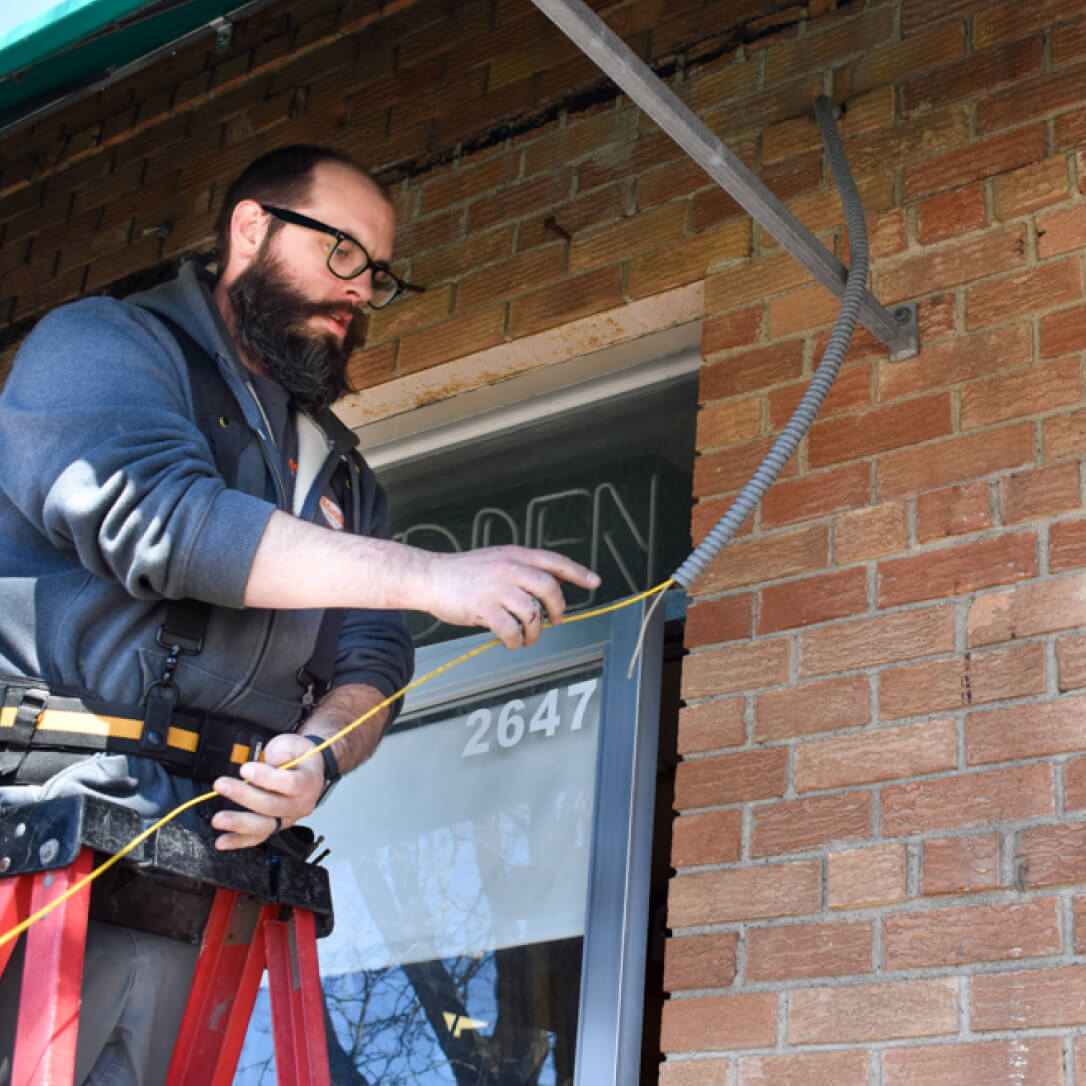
[0,795,333,1085]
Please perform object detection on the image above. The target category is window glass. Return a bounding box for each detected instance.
[378,373,697,645]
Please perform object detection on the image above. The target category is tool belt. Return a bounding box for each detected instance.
[0,674,277,784]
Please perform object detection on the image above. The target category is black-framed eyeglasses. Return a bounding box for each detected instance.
[260,204,425,309]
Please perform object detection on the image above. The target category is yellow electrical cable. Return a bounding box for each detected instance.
[0,577,675,948]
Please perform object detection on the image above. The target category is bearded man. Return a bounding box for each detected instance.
[0,145,598,1085]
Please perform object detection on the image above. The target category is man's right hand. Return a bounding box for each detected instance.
[421,546,601,648]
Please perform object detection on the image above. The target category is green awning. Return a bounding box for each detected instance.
[0,0,239,129]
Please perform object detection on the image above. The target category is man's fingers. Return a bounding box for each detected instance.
[517,549,601,591]
[211,809,282,851]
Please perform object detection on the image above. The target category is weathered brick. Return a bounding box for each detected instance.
[629,219,751,299]
[828,843,908,909]
[968,570,1086,647]
[410,225,515,285]
[882,1038,1065,1085]
[689,524,828,595]
[922,834,1002,895]
[752,792,871,858]
[1058,634,1086,693]
[757,567,868,635]
[881,764,1055,836]
[1041,302,1086,359]
[808,392,954,469]
[569,202,686,274]
[701,306,763,356]
[878,423,1034,499]
[904,124,1048,200]
[916,482,991,541]
[466,171,573,234]
[669,861,823,928]
[796,719,957,793]
[739,1049,869,1086]
[884,899,1061,969]
[517,184,627,252]
[993,155,1071,220]
[973,695,1086,764]
[672,809,743,868]
[755,675,870,742]
[1045,407,1086,462]
[396,306,506,373]
[700,340,804,401]
[1002,462,1081,524]
[1051,519,1086,573]
[980,64,1086,136]
[677,697,747,754]
[764,7,894,87]
[674,748,789,810]
[456,246,565,313]
[962,359,1083,430]
[696,396,762,451]
[663,932,739,992]
[876,225,1027,304]
[903,36,1044,117]
[746,919,873,981]
[705,250,814,311]
[768,364,873,432]
[507,264,623,337]
[967,257,1084,330]
[660,992,777,1052]
[916,184,987,244]
[1017,823,1086,889]
[880,641,1047,721]
[975,0,1086,49]
[972,965,1086,1030]
[659,1058,731,1086]
[839,22,966,101]
[767,283,840,337]
[1037,203,1086,260]
[834,502,908,564]
[685,590,754,648]
[346,342,396,392]
[788,978,958,1043]
[876,532,1037,608]
[878,323,1031,402]
[800,604,955,678]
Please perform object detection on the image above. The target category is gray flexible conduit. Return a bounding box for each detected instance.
[670,95,872,590]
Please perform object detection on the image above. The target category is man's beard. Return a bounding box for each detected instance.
[226,248,365,413]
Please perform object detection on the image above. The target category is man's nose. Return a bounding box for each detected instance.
[336,270,373,305]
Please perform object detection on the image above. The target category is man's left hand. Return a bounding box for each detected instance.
[210,732,325,850]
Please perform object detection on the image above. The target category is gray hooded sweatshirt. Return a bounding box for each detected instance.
[0,262,414,783]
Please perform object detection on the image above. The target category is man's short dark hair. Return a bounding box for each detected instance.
[214,145,389,263]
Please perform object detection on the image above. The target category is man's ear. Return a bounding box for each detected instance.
[230,199,268,265]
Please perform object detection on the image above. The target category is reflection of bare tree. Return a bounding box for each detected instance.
[321,738,593,1083]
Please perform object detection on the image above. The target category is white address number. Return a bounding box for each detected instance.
[461,678,599,759]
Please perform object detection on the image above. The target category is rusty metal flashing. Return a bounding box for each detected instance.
[528,0,919,360]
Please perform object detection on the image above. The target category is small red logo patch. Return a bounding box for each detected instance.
[319,496,345,531]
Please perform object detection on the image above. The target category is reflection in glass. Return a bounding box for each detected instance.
[235,670,603,1084]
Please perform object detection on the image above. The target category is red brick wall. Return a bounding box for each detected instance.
[5,0,1086,1082]
[667,0,1086,1082]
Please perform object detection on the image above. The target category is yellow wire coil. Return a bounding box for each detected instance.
[0,578,675,948]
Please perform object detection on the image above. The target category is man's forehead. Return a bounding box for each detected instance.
[302,161,395,253]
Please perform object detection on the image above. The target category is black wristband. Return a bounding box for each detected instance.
[301,733,341,783]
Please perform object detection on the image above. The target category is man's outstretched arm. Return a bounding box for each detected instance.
[244,509,601,649]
